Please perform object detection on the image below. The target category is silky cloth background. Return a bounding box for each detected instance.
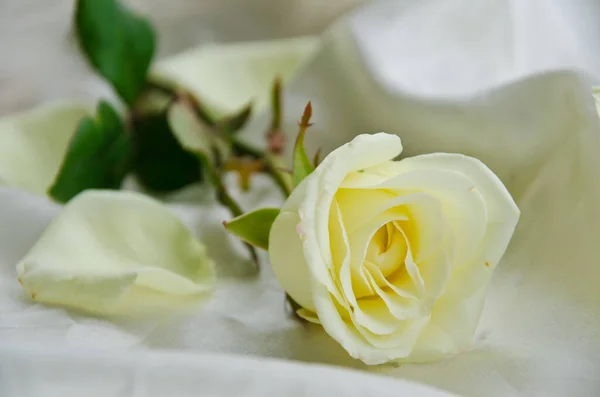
[2,0,600,396]
[0,0,365,114]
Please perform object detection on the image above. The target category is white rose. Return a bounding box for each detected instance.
[269,133,520,365]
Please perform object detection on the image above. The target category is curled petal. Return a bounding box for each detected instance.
[360,167,489,267]
[16,190,215,315]
[368,154,519,268]
[301,134,404,302]
[0,101,91,195]
[314,282,428,365]
[392,154,519,362]
[362,262,420,319]
[152,37,318,114]
[269,211,315,311]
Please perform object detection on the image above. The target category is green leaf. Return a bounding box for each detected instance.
[48,101,132,203]
[75,0,156,106]
[223,208,280,250]
[131,111,202,193]
[292,102,315,187]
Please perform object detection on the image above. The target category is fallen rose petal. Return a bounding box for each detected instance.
[16,190,215,315]
[152,37,318,114]
[0,101,92,195]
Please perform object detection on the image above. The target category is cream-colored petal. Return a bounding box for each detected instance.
[411,243,452,304]
[341,169,389,189]
[313,281,421,365]
[347,208,409,291]
[362,262,420,319]
[392,194,446,263]
[372,168,488,267]
[345,192,445,296]
[407,223,514,362]
[312,282,363,359]
[152,37,318,115]
[398,230,425,296]
[387,155,519,362]
[341,209,415,334]
[372,154,519,268]
[341,252,400,335]
[290,134,403,300]
[364,261,418,300]
[296,308,321,324]
[331,196,389,336]
[353,314,430,353]
[0,101,91,195]
[403,278,491,363]
[330,198,373,298]
[16,190,215,315]
[268,211,315,311]
[353,296,406,335]
[337,187,447,264]
[335,188,398,234]
[367,227,406,278]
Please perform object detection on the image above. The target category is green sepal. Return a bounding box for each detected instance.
[292,102,315,187]
[223,208,280,250]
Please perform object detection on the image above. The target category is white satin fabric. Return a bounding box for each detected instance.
[1,0,600,396]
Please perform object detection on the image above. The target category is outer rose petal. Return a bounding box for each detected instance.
[16,190,215,315]
[0,101,91,195]
[393,154,520,362]
[313,281,430,365]
[269,211,315,311]
[379,153,520,267]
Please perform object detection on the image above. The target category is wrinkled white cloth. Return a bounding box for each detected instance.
[2,0,600,396]
[0,346,456,397]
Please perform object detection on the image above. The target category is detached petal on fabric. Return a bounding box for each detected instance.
[152,37,318,114]
[16,190,215,315]
[0,101,91,195]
